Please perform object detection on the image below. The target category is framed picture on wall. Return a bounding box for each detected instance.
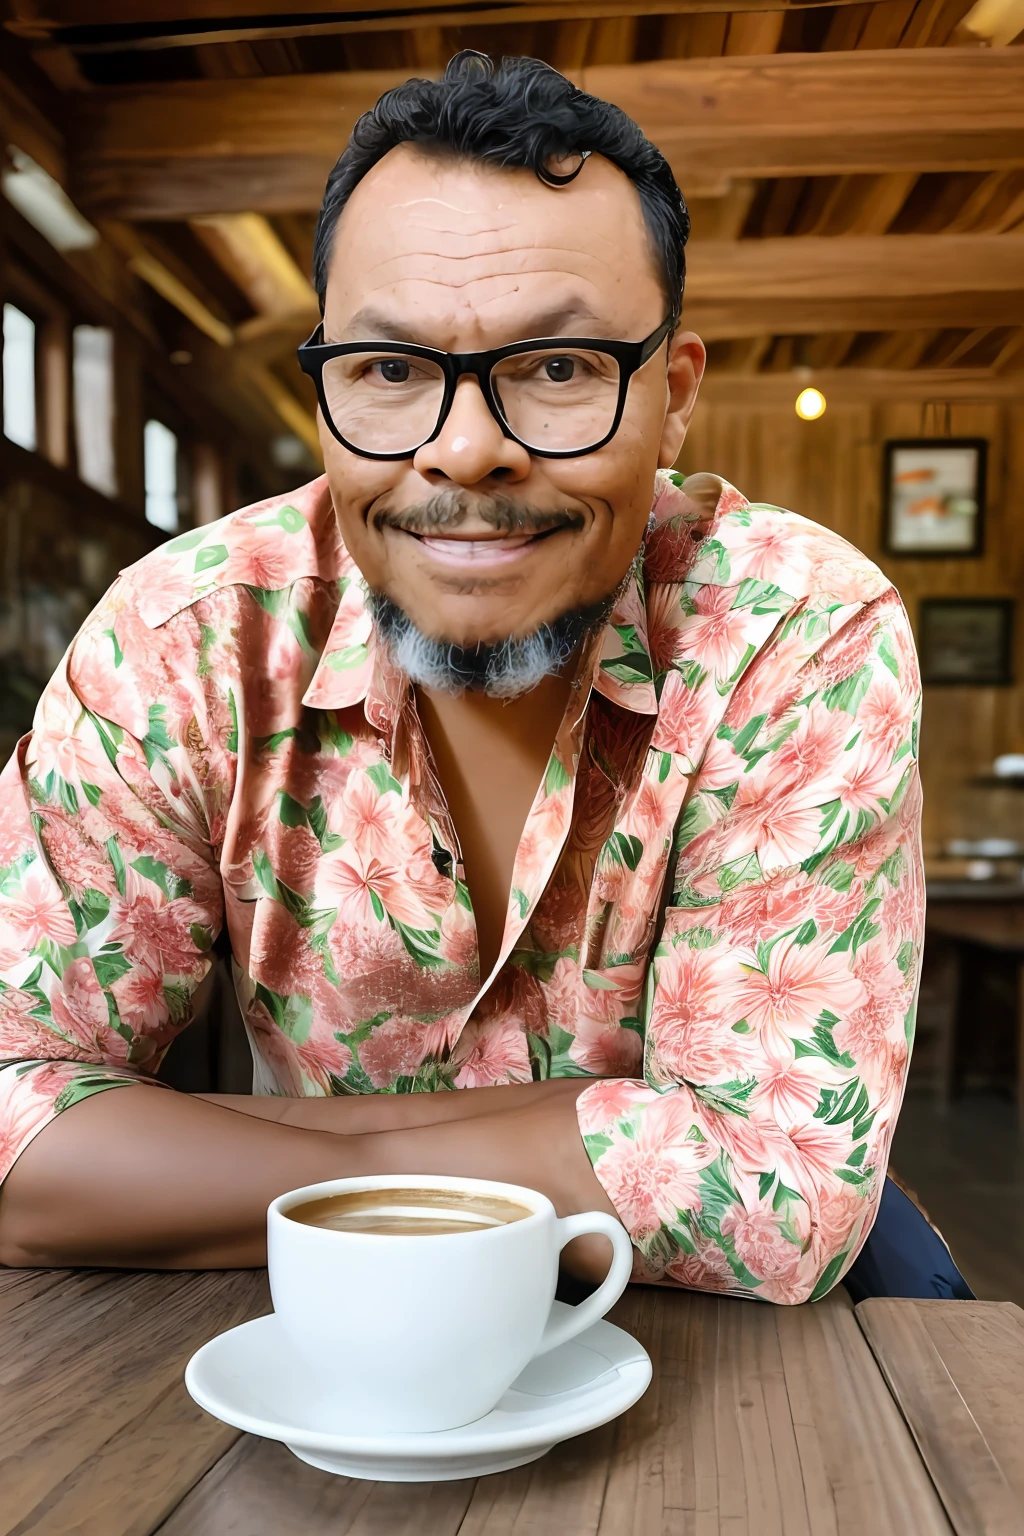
[883,438,987,556]
[919,598,1014,686]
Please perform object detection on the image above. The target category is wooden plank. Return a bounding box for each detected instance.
[3,0,880,54]
[156,1435,474,1534]
[696,368,1024,404]
[857,1300,1024,1535]
[158,1286,952,1534]
[66,49,1024,219]
[0,1267,268,1536]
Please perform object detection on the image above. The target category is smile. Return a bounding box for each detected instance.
[403,529,562,568]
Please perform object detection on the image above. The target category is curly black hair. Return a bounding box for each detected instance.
[312,50,689,327]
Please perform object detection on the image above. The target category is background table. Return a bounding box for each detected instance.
[3,1267,1023,1536]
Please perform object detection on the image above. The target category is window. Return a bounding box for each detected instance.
[144,418,179,532]
[3,303,37,451]
[73,326,117,497]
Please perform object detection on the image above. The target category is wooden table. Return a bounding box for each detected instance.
[926,901,1024,1113]
[3,1267,1024,1536]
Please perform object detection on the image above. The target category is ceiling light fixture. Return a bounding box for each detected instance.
[795,387,827,421]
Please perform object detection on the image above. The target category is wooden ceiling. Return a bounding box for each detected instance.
[2,0,1023,456]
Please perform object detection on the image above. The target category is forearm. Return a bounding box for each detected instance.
[0,1085,376,1270]
[196,1078,582,1134]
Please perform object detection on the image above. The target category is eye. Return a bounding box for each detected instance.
[375,358,411,383]
[543,356,576,382]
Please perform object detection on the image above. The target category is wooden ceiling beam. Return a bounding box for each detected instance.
[6,0,873,53]
[685,234,1024,339]
[66,49,1024,219]
[697,368,1024,403]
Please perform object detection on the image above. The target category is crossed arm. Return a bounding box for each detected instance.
[0,1075,613,1273]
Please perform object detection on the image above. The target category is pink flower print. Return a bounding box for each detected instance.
[28,681,108,788]
[733,936,867,1063]
[68,629,150,740]
[678,585,753,682]
[711,772,825,873]
[753,1056,823,1129]
[128,560,197,626]
[341,771,400,860]
[837,737,904,818]
[809,549,888,607]
[652,667,718,763]
[720,1202,803,1284]
[569,1011,642,1077]
[244,999,309,1096]
[769,702,850,792]
[38,809,119,896]
[221,519,302,591]
[859,672,914,761]
[665,1240,736,1292]
[835,951,907,1070]
[716,872,822,949]
[649,943,749,1085]
[814,1182,869,1260]
[576,1076,649,1135]
[0,760,34,868]
[0,858,78,951]
[110,963,171,1037]
[786,1117,852,1179]
[439,897,477,970]
[728,632,809,734]
[881,870,922,948]
[317,843,436,931]
[452,1016,532,1088]
[105,867,205,978]
[645,584,686,672]
[50,958,130,1065]
[593,1088,714,1239]
[730,510,809,590]
[359,1017,431,1089]
[812,613,877,691]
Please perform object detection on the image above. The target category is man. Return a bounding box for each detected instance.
[0,53,956,1302]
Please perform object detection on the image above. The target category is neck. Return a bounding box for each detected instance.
[417,671,574,747]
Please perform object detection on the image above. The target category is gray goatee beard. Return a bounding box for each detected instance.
[369,590,617,700]
[367,488,618,699]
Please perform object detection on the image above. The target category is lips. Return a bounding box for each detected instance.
[406,530,557,567]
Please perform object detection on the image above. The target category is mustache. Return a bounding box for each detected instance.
[372,490,585,538]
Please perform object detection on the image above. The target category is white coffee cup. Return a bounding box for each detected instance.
[267,1173,634,1434]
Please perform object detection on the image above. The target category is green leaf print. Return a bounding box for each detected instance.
[510,948,565,984]
[274,503,306,533]
[366,762,402,796]
[226,689,239,754]
[829,897,882,956]
[194,543,228,573]
[53,1073,136,1115]
[878,632,900,678]
[692,1077,757,1118]
[823,664,872,716]
[392,920,448,969]
[731,577,792,614]
[70,888,110,935]
[326,643,369,671]
[81,780,102,807]
[277,791,308,828]
[92,951,132,988]
[792,919,818,946]
[758,1171,776,1201]
[809,1249,851,1302]
[163,527,207,554]
[512,887,530,919]
[131,855,193,901]
[105,838,127,897]
[543,755,572,796]
[604,831,643,871]
[696,1151,741,1226]
[793,1019,855,1071]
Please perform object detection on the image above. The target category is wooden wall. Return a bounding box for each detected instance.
[679,383,1024,858]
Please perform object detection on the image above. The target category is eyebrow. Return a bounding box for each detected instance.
[330,301,611,346]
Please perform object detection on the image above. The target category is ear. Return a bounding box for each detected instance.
[658,331,706,469]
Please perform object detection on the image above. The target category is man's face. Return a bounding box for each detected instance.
[319,145,705,647]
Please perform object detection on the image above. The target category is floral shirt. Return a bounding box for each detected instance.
[0,469,923,1303]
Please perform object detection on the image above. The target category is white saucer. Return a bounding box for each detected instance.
[184,1301,651,1481]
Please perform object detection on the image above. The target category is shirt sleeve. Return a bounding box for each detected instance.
[0,584,229,1190]
[576,587,925,1303]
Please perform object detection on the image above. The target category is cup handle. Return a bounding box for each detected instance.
[534,1211,634,1358]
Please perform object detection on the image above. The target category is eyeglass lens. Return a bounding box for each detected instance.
[319,347,622,454]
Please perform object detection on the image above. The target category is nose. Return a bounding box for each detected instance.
[412,375,532,487]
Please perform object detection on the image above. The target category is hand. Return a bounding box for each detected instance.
[353,1080,624,1285]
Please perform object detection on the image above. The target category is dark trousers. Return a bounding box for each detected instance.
[842,1176,975,1303]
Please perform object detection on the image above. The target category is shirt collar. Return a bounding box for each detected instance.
[301,469,729,721]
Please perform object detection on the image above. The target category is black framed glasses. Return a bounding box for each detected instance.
[297,316,674,460]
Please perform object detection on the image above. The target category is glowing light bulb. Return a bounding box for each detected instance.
[795,387,826,421]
